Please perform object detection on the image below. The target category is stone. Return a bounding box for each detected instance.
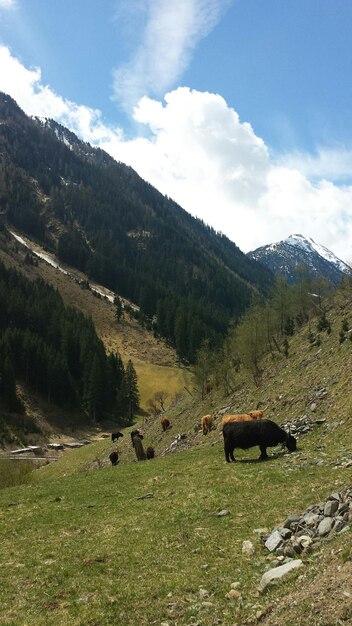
[324,500,339,517]
[226,589,241,600]
[283,514,301,529]
[318,517,334,536]
[265,530,283,552]
[334,520,347,533]
[279,527,292,540]
[242,540,256,556]
[258,560,303,592]
[303,513,320,527]
[338,503,349,514]
[216,509,230,517]
[230,582,241,590]
[327,492,341,501]
[298,535,313,549]
[292,541,303,555]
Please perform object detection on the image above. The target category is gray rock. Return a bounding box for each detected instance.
[292,541,303,555]
[216,509,230,517]
[324,500,339,517]
[334,520,347,533]
[259,560,304,592]
[283,515,301,529]
[265,530,283,552]
[298,535,313,549]
[303,513,320,527]
[327,492,341,502]
[318,517,334,536]
[338,503,349,514]
[279,527,292,540]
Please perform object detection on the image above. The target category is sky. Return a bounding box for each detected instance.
[0,0,352,263]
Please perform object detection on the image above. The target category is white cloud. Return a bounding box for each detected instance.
[0,45,352,263]
[99,88,352,263]
[0,46,124,144]
[0,0,16,8]
[112,0,232,112]
[277,147,352,183]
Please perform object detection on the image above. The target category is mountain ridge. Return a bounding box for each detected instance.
[0,91,273,362]
[248,233,351,285]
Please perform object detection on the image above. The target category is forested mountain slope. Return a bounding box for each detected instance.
[0,92,273,362]
[0,225,193,445]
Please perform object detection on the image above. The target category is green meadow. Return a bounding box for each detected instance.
[0,425,350,626]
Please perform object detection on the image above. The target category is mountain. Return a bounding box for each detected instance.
[0,92,274,362]
[248,234,351,285]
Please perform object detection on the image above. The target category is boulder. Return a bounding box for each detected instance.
[259,560,303,592]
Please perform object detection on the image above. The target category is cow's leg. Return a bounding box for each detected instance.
[259,445,268,460]
[224,442,235,462]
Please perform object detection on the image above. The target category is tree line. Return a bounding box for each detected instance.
[194,270,352,395]
[0,260,139,423]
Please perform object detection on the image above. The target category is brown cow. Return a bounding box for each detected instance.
[221,413,260,428]
[161,418,170,432]
[201,414,213,435]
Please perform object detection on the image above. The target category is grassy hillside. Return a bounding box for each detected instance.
[0,283,351,625]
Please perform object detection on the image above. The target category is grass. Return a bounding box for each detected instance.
[0,459,33,489]
[0,430,350,626]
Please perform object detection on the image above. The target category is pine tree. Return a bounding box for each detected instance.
[114,295,124,322]
[194,339,213,399]
[121,360,140,422]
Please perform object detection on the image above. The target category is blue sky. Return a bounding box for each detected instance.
[1,0,352,262]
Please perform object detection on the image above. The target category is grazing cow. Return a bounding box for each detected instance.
[221,413,258,428]
[111,432,124,443]
[146,446,155,460]
[222,419,297,463]
[201,414,213,435]
[161,418,170,432]
[109,451,119,466]
[131,430,146,461]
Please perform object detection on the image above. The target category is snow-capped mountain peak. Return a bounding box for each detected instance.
[248,234,351,284]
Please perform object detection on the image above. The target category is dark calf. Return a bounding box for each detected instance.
[146,446,155,459]
[111,432,123,443]
[109,451,119,466]
[222,419,296,463]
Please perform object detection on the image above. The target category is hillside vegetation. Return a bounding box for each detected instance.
[0,92,273,363]
[0,280,351,625]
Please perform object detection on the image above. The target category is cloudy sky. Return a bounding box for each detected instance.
[0,0,352,262]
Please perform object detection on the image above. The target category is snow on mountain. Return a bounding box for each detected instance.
[248,234,351,285]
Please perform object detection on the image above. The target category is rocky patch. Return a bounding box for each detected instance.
[262,487,352,563]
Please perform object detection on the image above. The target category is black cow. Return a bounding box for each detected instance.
[109,451,119,466]
[146,446,155,460]
[222,419,296,463]
[111,432,124,443]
